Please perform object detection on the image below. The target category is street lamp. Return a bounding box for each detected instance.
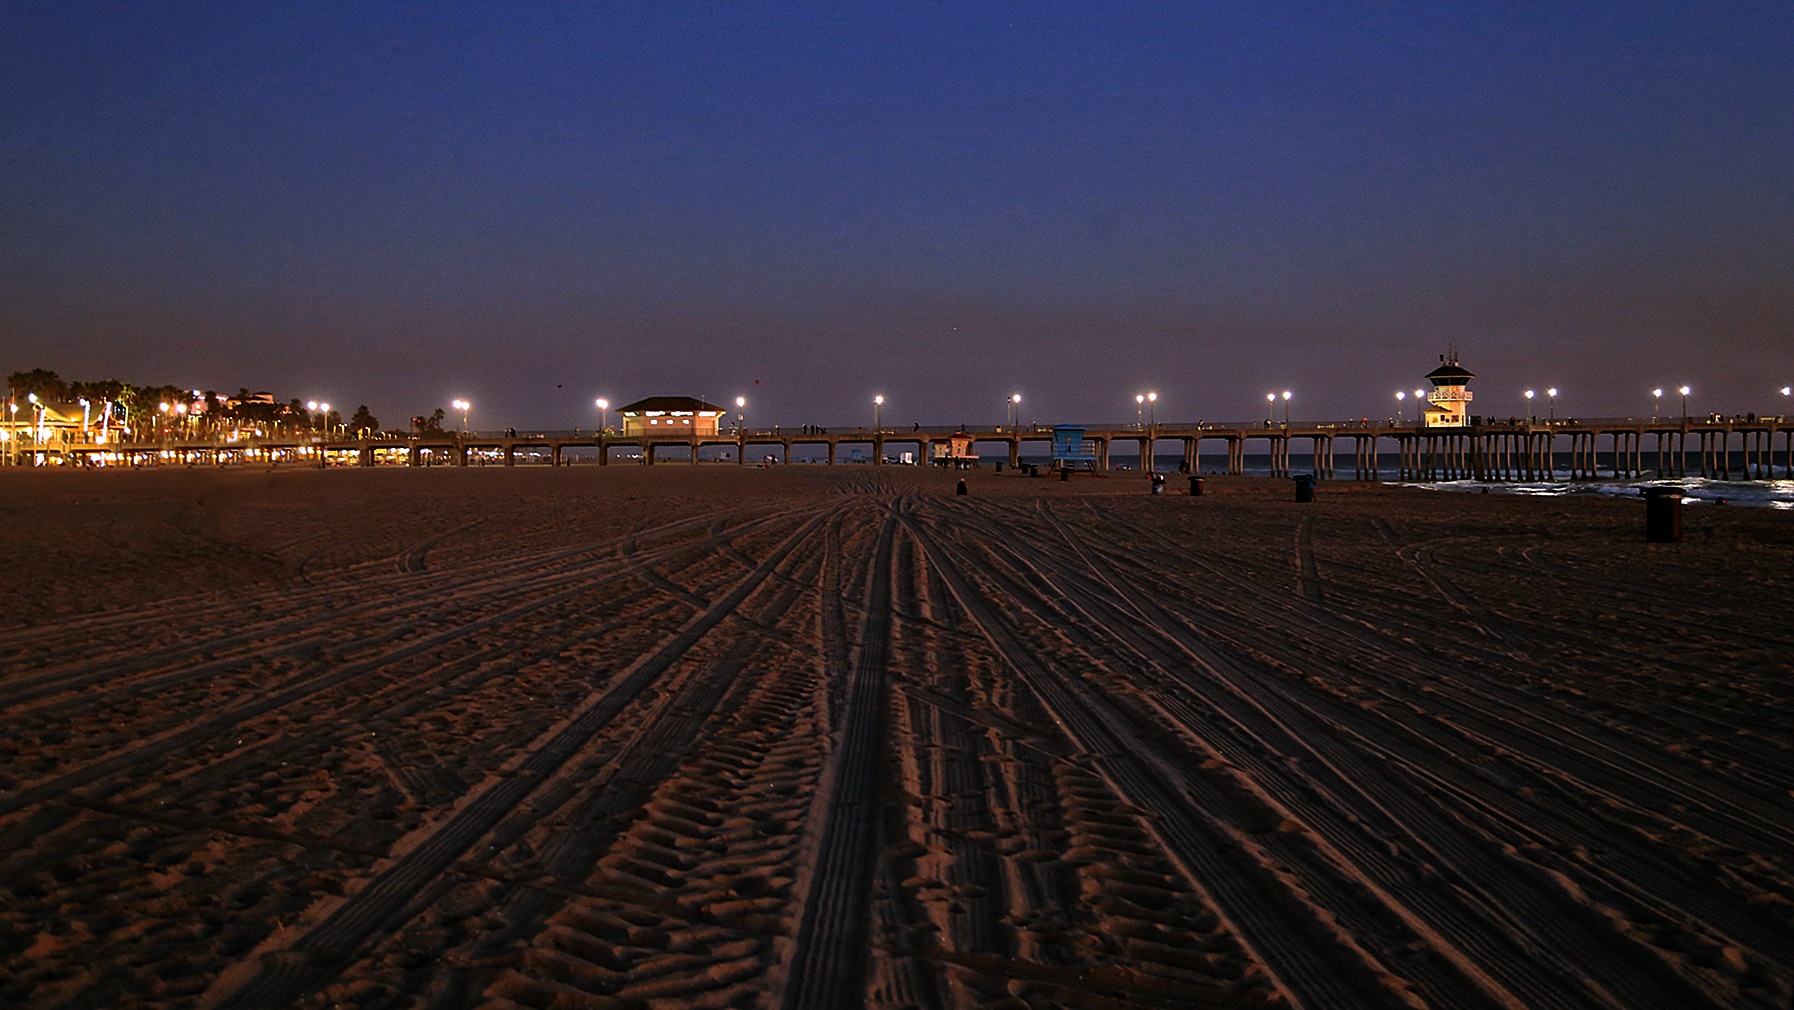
[735,396,746,432]
[1010,393,1022,432]
[317,403,328,438]
[1395,390,1406,422]
[1266,392,1275,423]
[1652,388,1662,421]
[1782,386,1791,420]
[1280,390,1291,426]
[452,399,470,434]
[1547,387,1558,422]
[1525,389,1535,423]
[595,398,609,433]
[873,394,883,432]
[1136,393,1145,429]
[1148,391,1158,431]
[1679,385,1690,423]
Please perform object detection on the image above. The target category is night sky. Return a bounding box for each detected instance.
[4,3,1790,430]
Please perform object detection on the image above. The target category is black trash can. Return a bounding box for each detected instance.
[1189,476,1203,496]
[1294,474,1316,502]
[1643,487,1681,542]
[1029,464,1040,477]
[995,462,1003,473]
[1059,466,1070,482]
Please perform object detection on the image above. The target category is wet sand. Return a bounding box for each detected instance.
[2,464,1792,1009]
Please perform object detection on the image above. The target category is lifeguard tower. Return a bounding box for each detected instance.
[1050,425,1099,471]
[931,431,978,469]
[1420,352,1474,428]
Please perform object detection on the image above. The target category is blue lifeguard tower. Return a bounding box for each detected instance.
[1050,425,1099,471]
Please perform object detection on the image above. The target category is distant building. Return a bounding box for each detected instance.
[1421,353,1474,427]
[2,397,81,459]
[616,396,727,437]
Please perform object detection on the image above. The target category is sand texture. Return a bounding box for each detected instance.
[2,465,1793,1010]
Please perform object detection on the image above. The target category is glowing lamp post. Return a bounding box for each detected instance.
[595,398,609,434]
[1266,392,1275,423]
[1009,393,1022,434]
[1148,391,1158,432]
[1679,386,1690,424]
[452,399,470,434]
[1395,391,1406,422]
[1280,391,1291,426]
[873,394,883,432]
[1547,387,1558,422]
[1652,387,1662,421]
[1525,389,1535,424]
[735,396,746,432]
[1136,393,1145,429]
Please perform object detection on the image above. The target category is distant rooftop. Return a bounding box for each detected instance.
[616,396,727,414]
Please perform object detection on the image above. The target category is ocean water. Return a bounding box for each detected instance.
[1020,452,1794,509]
[1400,477,1794,509]
[749,449,1794,507]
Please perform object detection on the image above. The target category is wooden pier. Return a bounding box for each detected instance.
[13,417,1794,481]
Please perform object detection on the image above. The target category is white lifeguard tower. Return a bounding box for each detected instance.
[1421,352,1474,428]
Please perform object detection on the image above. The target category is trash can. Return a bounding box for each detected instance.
[1294,474,1316,502]
[1643,487,1681,542]
[1029,464,1040,477]
[995,462,1003,473]
[956,478,968,496]
[1188,476,1203,496]
[1059,466,1070,482]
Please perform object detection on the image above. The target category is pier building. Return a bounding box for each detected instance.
[616,396,726,438]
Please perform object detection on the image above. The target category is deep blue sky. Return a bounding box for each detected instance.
[4,2,1790,428]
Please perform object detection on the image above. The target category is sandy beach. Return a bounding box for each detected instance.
[2,464,1792,1010]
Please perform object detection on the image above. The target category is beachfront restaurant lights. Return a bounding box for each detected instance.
[615,396,727,438]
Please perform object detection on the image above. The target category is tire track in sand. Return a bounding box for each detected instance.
[201,504,839,1010]
[899,505,1384,1010]
[779,508,897,1010]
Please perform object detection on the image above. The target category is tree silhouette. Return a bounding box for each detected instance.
[7,369,68,401]
[348,405,380,436]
